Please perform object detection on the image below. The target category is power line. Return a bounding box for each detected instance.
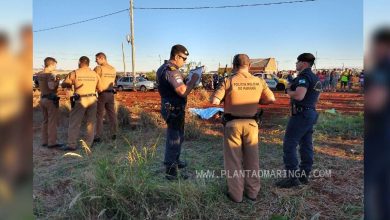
[34,8,129,32]
[135,0,316,10]
[34,0,317,33]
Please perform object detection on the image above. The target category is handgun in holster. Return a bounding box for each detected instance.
[222,110,263,127]
[70,93,80,109]
[44,93,60,108]
[254,109,264,126]
[291,103,297,116]
[164,102,184,128]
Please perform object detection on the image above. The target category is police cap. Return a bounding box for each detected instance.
[297,53,315,65]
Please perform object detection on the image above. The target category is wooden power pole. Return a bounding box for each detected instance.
[130,0,136,90]
[121,42,126,75]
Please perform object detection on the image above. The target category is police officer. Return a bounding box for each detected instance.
[156,44,199,180]
[61,56,102,151]
[37,57,63,148]
[93,52,117,143]
[275,53,321,188]
[211,54,275,203]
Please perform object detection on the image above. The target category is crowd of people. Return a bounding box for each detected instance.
[280,68,364,93]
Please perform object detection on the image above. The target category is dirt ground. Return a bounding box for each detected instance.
[33,89,364,219]
[114,89,364,115]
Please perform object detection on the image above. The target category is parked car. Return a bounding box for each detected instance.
[254,73,288,91]
[116,76,156,92]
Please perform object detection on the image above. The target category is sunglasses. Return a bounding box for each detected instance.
[178,54,187,61]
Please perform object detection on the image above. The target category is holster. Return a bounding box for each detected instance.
[222,110,263,127]
[164,102,185,130]
[291,103,297,116]
[42,93,60,108]
[70,93,80,109]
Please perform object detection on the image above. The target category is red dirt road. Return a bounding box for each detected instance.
[116,90,363,115]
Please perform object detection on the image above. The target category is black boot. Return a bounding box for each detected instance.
[93,137,101,143]
[177,160,187,169]
[165,165,189,180]
[298,170,310,184]
[165,165,178,180]
[275,177,301,188]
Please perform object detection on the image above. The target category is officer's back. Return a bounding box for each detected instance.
[37,71,58,96]
[218,72,271,117]
[95,64,116,91]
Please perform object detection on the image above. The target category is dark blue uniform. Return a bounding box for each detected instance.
[156,60,187,167]
[283,68,321,175]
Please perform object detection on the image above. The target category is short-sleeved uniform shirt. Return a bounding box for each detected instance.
[290,68,321,108]
[156,60,186,105]
[37,71,58,95]
[213,71,274,117]
[62,67,102,95]
[94,64,116,91]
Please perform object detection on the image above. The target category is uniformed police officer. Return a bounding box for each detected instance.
[61,56,102,151]
[211,54,275,203]
[37,57,63,148]
[156,44,199,180]
[93,52,117,143]
[275,53,321,188]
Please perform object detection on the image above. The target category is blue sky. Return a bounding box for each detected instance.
[364,0,390,51]
[33,0,363,71]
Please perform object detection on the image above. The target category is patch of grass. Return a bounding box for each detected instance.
[315,112,363,138]
[117,103,131,127]
[184,116,203,140]
[34,106,364,219]
[64,137,232,219]
[139,111,164,130]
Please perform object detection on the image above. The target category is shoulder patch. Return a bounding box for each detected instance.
[298,79,306,84]
[174,76,183,84]
[169,66,176,71]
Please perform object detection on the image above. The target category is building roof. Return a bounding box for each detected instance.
[250,58,272,68]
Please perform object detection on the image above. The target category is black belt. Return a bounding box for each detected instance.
[41,93,57,99]
[167,105,185,111]
[296,105,315,112]
[224,114,256,120]
[79,93,96,97]
[101,89,115,93]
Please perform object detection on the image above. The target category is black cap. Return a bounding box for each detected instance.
[297,53,315,64]
[171,44,189,57]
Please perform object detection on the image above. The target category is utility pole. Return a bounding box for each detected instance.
[121,42,126,75]
[129,0,136,90]
[159,54,162,65]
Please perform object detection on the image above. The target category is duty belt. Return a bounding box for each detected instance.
[41,93,56,99]
[223,114,257,121]
[296,105,315,112]
[100,89,115,93]
[166,104,185,111]
[79,93,96,98]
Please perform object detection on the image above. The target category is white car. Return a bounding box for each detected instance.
[116,76,156,92]
[254,73,287,91]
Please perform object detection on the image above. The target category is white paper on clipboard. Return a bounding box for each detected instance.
[186,66,204,86]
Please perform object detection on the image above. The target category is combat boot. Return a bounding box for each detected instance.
[275,177,301,188]
[298,171,310,185]
[177,160,187,169]
[165,165,189,180]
